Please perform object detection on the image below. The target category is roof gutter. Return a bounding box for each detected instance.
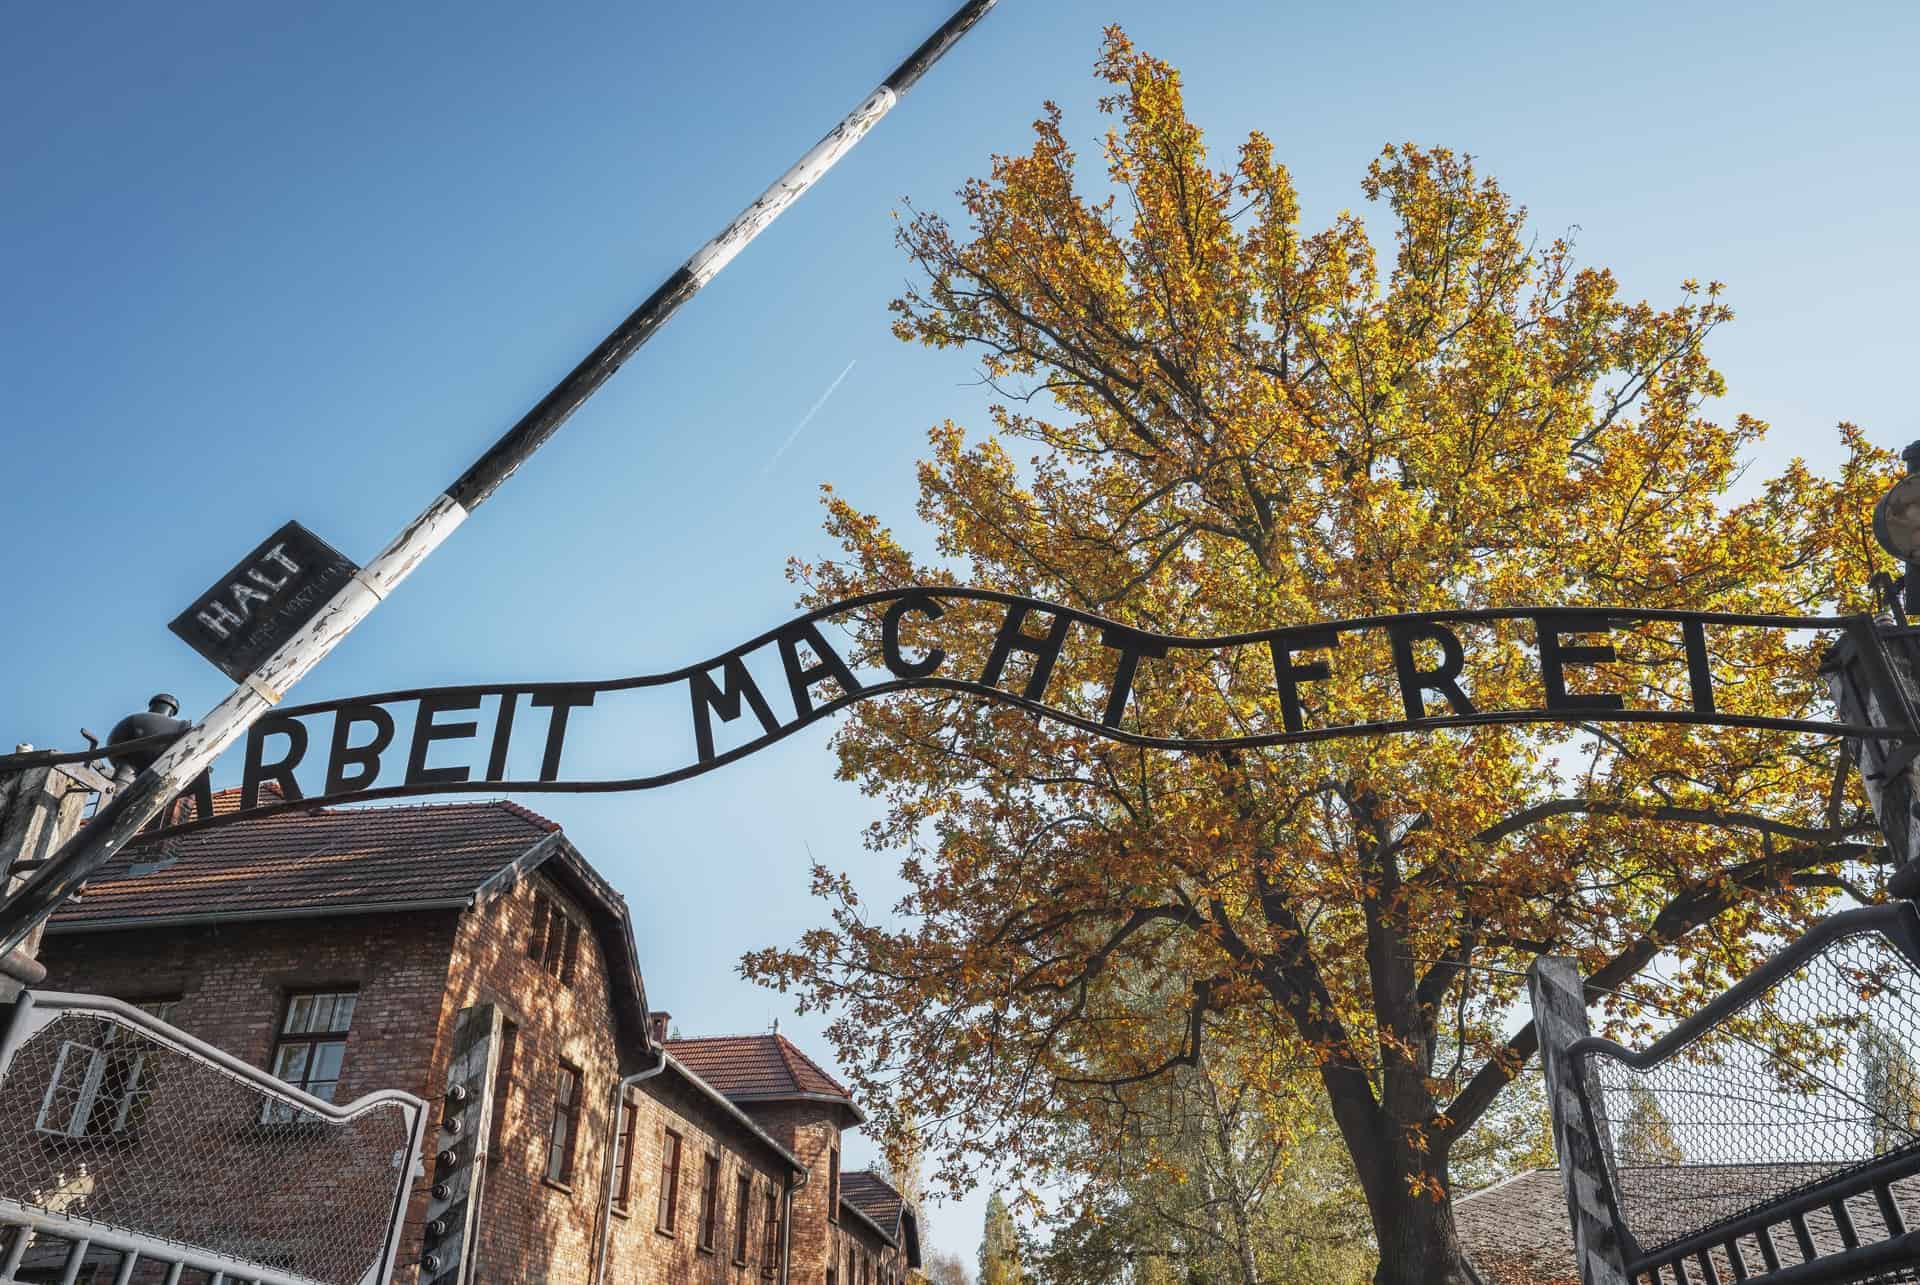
[588,1047,670,1285]
[839,1198,898,1249]
[715,1089,868,1126]
[782,1155,808,1285]
[42,897,472,934]
[661,1055,804,1173]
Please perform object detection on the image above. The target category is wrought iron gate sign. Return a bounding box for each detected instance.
[135,590,1912,836]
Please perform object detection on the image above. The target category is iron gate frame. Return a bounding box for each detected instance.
[0,990,429,1285]
[1539,903,1920,1285]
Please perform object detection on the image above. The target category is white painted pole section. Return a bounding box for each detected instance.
[138,495,468,803]
[0,1,1001,959]
[686,87,897,286]
[103,83,907,811]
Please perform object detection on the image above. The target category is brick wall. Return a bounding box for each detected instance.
[34,912,460,1282]
[28,863,873,1285]
[442,867,623,1285]
[440,867,807,1285]
[733,1102,853,1285]
[38,913,460,1104]
[829,1210,904,1285]
[602,1066,798,1285]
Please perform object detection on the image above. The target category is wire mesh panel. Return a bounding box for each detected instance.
[0,992,426,1285]
[1568,905,1920,1285]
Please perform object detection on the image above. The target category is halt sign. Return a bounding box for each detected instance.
[168,521,360,681]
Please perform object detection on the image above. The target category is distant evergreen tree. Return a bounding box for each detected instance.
[1860,1021,1920,1154]
[979,1192,1024,1285]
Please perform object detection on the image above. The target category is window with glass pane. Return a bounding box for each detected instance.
[761,1189,778,1271]
[612,1093,637,1210]
[698,1154,720,1248]
[263,989,356,1122]
[733,1174,752,1261]
[489,1021,519,1165]
[657,1129,684,1232]
[546,1063,581,1184]
[529,890,580,987]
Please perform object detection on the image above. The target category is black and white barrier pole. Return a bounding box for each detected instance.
[0,0,1000,958]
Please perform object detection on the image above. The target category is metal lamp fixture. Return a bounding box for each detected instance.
[1874,444,1920,562]
[1872,442,1920,617]
[104,694,190,780]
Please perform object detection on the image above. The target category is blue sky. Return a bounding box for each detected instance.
[4,0,1916,1260]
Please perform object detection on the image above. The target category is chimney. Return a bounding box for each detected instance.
[649,1011,671,1044]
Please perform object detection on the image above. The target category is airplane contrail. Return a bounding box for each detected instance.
[764,358,857,475]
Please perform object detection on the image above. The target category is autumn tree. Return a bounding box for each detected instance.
[1030,954,1370,1283]
[877,1098,931,1214]
[923,1252,973,1285]
[746,29,1893,1285]
[1035,1054,1372,1283]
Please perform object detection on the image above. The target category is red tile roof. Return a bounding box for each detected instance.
[840,1170,907,1235]
[665,1034,859,1110]
[49,797,558,930]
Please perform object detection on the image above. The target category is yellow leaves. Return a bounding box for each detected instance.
[751,22,1894,1228]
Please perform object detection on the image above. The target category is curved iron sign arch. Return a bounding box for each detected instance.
[135,589,1905,837]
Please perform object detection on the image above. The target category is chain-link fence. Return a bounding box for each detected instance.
[0,991,426,1285]
[1567,904,1920,1284]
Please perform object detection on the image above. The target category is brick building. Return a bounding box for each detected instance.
[31,797,921,1285]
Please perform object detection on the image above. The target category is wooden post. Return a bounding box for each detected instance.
[1528,956,1630,1285]
[421,1003,502,1285]
[0,751,110,1000]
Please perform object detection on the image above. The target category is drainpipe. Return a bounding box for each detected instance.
[781,1160,809,1285]
[588,1046,670,1285]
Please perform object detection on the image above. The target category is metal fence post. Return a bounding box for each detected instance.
[1529,956,1630,1285]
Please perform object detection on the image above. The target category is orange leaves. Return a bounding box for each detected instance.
[749,26,1889,1252]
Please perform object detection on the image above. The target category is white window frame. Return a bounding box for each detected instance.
[37,1038,154,1138]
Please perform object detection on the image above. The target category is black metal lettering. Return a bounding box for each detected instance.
[1099,625,1169,728]
[1388,622,1475,720]
[184,769,214,825]
[882,593,946,679]
[328,702,397,794]
[1269,630,1340,734]
[980,603,1074,700]
[1535,616,1625,713]
[242,715,309,810]
[529,688,595,781]
[406,695,481,786]
[688,657,782,764]
[486,692,519,781]
[778,622,863,718]
[1682,618,1715,714]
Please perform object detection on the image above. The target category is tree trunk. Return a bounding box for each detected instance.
[1326,1084,1477,1285]
[1369,1179,1478,1285]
